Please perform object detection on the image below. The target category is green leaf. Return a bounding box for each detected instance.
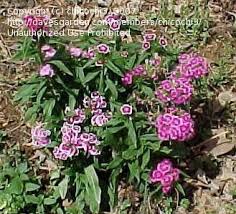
[128,160,140,183]
[49,60,73,76]
[126,54,137,69]
[141,85,154,98]
[55,76,76,96]
[141,134,158,141]
[107,157,123,169]
[141,150,150,170]
[36,86,47,103]
[122,146,137,160]
[83,58,96,69]
[84,165,101,213]
[106,60,123,76]
[127,120,137,148]
[106,79,118,99]
[24,105,38,122]
[137,53,150,65]
[8,176,23,195]
[25,183,40,192]
[76,67,85,82]
[58,175,69,200]
[176,183,185,196]
[69,94,77,110]
[105,126,125,134]
[14,84,37,102]
[24,195,42,204]
[44,197,57,205]
[83,71,100,84]
[43,98,56,117]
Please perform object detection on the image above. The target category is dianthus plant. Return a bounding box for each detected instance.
[14,13,209,213]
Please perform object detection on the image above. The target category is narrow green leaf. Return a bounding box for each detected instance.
[24,105,38,122]
[128,120,137,148]
[36,86,47,103]
[84,165,101,213]
[58,175,69,199]
[83,71,100,84]
[106,60,123,76]
[69,94,77,110]
[141,150,150,170]
[126,54,137,69]
[176,183,185,196]
[76,67,85,82]
[49,60,73,76]
[43,99,56,117]
[106,79,118,99]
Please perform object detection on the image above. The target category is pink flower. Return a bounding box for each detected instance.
[87,145,101,156]
[159,37,168,48]
[171,168,180,181]
[105,13,121,31]
[53,143,78,160]
[97,44,110,54]
[155,77,193,105]
[39,64,55,77]
[23,15,49,32]
[109,21,121,31]
[69,47,83,57]
[87,48,96,59]
[132,65,147,77]
[171,53,209,80]
[143,33,156,41]
[122,72,133,86]
[155,109,195,142]
[31,124,51,147]
[159,36,168,47]
[150,55,161,66]
[150,159,180,194]
[83,96,91,108]
[91,91,100,99]
[91,113,111,127]
[162,186,172,194]
[41,45,56,59]
[142,41,151,51]
[161,174,174,187]
[150,170,164,183]
[120,104,133,115]
[157,159,173,174]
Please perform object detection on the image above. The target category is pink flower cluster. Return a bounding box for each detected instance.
[69,47,95,59]
[122,65,147,86]
[155,77,193,105]
[105,13,122,31]
[150,159,180,194]
[53,120,101,160]
[53,92,111,160]
[31,124,51,147]
[23,15,49,33]
[155,109,195,142]
[83,91,111,127]
[171,53,209,80]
